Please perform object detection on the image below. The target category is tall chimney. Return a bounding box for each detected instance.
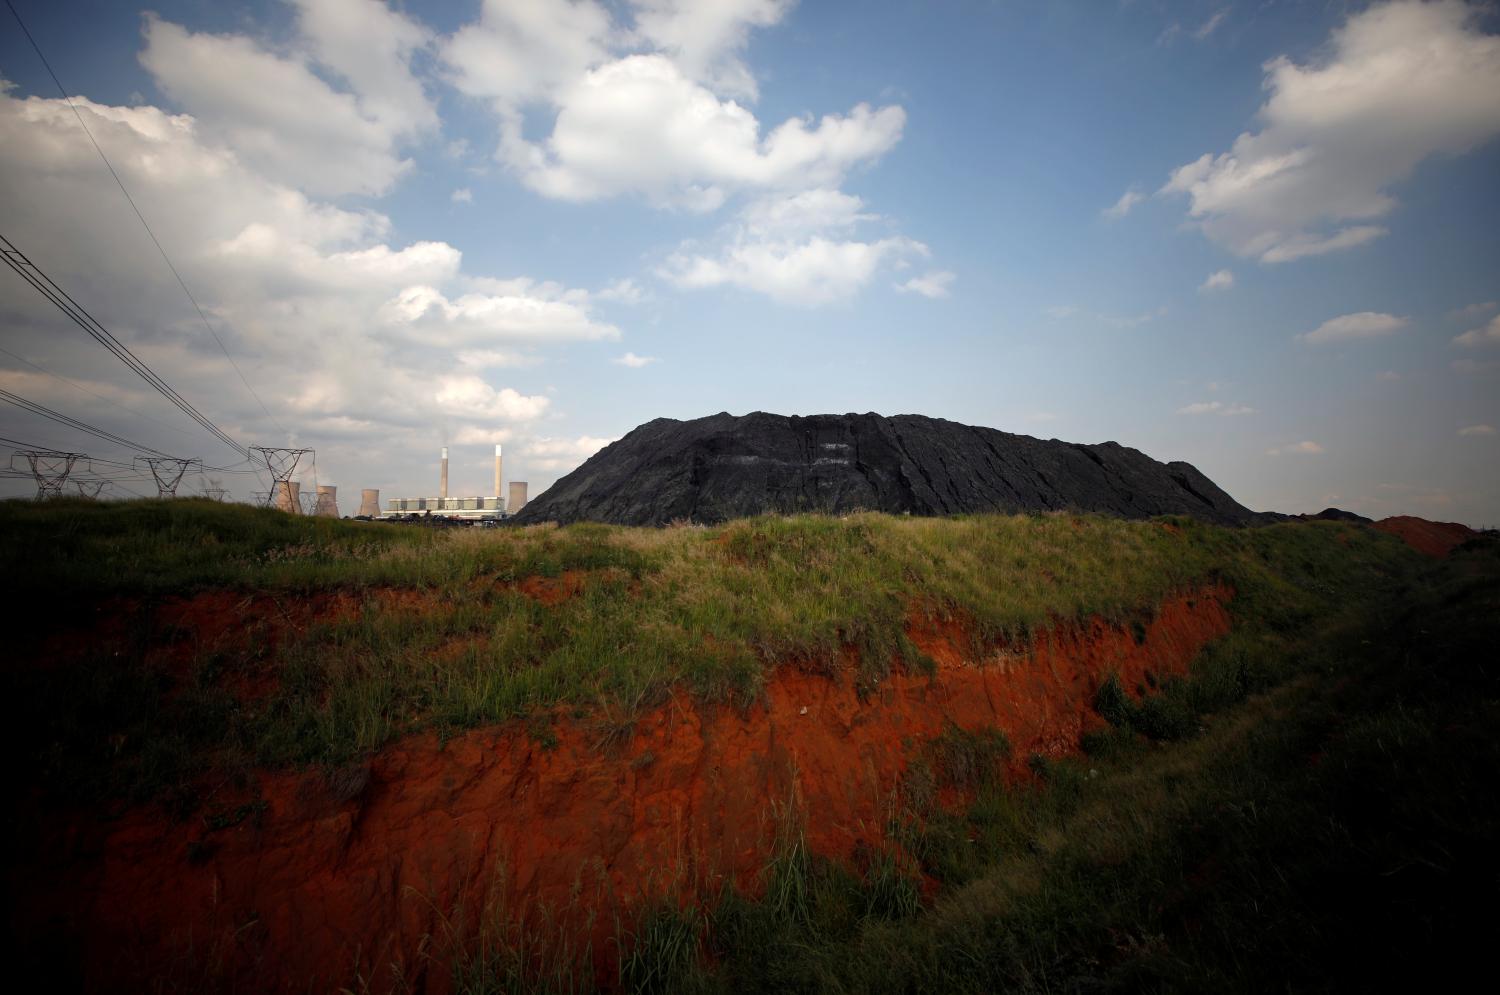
[315,485,338,518]
[440,446,449,500]
[508,481,528,516]
[494,443,502,500]
[275,479,301,514]
[358,488,380,517]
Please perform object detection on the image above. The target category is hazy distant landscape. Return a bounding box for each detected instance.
[3,0,1498,991]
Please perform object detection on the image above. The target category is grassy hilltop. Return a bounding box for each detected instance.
[4,498,1497,992]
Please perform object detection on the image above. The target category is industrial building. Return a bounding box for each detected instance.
[380,444,518,522]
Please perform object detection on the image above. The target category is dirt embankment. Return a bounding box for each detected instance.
[17,585,1232,993]
[1372,516,1477,558]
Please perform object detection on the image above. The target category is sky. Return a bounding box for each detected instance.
[0,0,1497,524]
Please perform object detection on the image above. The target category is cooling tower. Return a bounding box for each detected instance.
[358,489,380,517]
[440,446,449,499]
[508,481,528,515]
[315,485,338,518]
[494,444,502,501]
[275,479,301,514]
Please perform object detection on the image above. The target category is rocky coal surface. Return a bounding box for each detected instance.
[513,411,1266,527]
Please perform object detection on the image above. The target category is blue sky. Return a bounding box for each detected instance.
[1,0,1497,523]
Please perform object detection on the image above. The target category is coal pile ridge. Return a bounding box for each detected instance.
[514,411,1265,527]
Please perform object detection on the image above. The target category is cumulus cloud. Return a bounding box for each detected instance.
[1102,188,1144,220]
[1458,424,1496,436]
[1200,269,1234,293]
[524,434,618,471]
[1454,314,1500,347]
[660,188,927,305]
[139,6,435,196]
[627,0,794,101]
[612,351,658,367]
[895,270,955,299]
[1267,441,1325,455]
[380,281,620,346]
[1300,311,1407,345]
[451,187,474,203]
[499,55,905,209]
[0,85,620,499]
[596,278,647,304]
[664,234,923,306]
[1161,1,1500,263]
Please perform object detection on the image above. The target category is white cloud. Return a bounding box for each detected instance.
[1200,269,1234,292]
[660,188,927,305]
[1451,300,1498,320]
[1454,314,1500,347]
[596,277,647,304]
[612,351,658,367]
[524,434,618,471]
[380,281,621,346]
[1458,424,1496,436]
[1300,311,1407,345]
[627,0,794,101]
[441,0,614,110]
[288,0,436,135]
[663,233,924,306]
[1267,441,1325,455]
[1377,370,1401,382]
[434,376,550,421]
[0,86,619,500]
[1194,9,1230,42]
[457,349,542,369]
[1176,401,1255,416]
[451,187,474,203]
[895,270,955,299]
[1162,1,1500,263]
[1103,188,1144,220]
[139,10,433,196]
[497,54,905,209]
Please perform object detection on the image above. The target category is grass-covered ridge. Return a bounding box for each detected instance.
[7,498,1416,804]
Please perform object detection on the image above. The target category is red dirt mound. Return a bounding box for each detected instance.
[15,586,1231,993]
[1372,516,1477,557]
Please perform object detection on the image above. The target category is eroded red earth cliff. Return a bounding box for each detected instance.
[17,585,1231,993]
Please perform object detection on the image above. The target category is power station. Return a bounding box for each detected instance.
[378,444,522,522]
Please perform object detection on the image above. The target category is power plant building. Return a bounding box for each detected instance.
[379,445,518,521]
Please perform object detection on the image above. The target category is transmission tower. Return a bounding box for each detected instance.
[251,490,271,507]
[9,449,86,499]
[299,491,319,516]
[135,456,202,498]
[73,479,109,499]
[250,446,312,514]
[201,476,228,501]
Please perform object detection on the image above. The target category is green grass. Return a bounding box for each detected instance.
[568,534,1498,994]
[9,497,1495,991]
[6,499,1418,810]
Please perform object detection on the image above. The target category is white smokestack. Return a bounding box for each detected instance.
[440,446,449,500]
[494,443,502,500]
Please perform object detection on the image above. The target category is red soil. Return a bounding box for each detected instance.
[1372,516,1477,557]
[17,585,1231,993]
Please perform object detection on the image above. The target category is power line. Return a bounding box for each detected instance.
[0,343,203,441]
[3,0,287,440]
[0,386,172,456]
[1,233,248,457]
